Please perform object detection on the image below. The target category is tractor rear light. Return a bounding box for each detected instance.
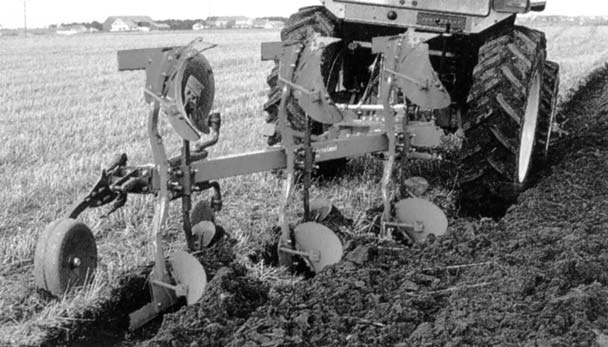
[493,0,530,13]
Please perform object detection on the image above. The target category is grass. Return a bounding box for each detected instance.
[2,23,608,346]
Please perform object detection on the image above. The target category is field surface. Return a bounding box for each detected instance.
[1,24,608,346]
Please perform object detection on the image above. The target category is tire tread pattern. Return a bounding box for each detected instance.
[461,26,547,200]
[263,6,339,145]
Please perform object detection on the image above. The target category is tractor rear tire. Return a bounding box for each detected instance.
[263,7,348,175]
[460,26,547,216]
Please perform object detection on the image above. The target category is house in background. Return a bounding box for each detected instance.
[233,17,254,28]
[104,17,138,31]
[103,16,169,32]
[192,22,208,30]
[205,17,228,28]
[206,16,253,29]
[253,19,286,29]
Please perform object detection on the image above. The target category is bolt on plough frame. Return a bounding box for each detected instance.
[34,33,455,329]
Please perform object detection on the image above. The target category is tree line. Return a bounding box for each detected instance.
[55,17,288,31]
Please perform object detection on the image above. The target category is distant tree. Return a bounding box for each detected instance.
[90,21,103,31]
[156,19,205,30]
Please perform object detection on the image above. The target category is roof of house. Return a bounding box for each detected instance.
[103,16,155,29]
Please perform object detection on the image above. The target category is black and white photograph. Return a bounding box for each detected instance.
[2,0,608,346]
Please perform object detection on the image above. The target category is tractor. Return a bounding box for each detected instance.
[262,0,559,211]
[33,0,559,330]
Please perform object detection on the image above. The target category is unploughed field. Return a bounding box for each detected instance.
[1,24,608,346]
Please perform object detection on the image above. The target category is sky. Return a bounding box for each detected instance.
[1,0,608,29]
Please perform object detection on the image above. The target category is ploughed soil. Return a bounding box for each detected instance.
[136,67,608,347]
[44,66,608,347]
[40,237,239,347]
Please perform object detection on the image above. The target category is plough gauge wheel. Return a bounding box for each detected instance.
[170,251,207,305]
[34,219,97,296]
[394,198,448,242]
[294,222,343,272]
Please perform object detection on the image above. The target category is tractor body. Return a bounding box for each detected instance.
[323,0,546,33]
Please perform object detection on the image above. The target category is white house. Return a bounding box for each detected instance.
[234,17,253,29]
[206,16,252,29]
[102,16,168,32]
[253,19,285,30]
[105,18,137,32]
[192,22,207,30]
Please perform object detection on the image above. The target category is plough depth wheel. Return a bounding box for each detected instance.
[169,251,207,305]
[293,222,343,272]
[394,199,448,243]
[34,219,97,296]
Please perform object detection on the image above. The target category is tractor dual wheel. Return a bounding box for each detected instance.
[460,26,547,212]
[263,6,348,175]
[34,219,97,296]
[264,6,341,144]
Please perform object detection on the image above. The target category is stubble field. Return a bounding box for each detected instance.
[2,24,608,346]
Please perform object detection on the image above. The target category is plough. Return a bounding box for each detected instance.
[34,34,455,329]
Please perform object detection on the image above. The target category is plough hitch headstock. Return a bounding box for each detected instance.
[65,153,155,219]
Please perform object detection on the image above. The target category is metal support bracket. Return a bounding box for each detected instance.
[278,247,321,263]
[382,221,423,244]
[277,42,300,268]
[276,36,344,125]
[373,33,451,110]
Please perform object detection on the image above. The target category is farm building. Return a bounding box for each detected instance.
[192,22,208,31]
[206,16,253,29]
[103,16,170,32]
